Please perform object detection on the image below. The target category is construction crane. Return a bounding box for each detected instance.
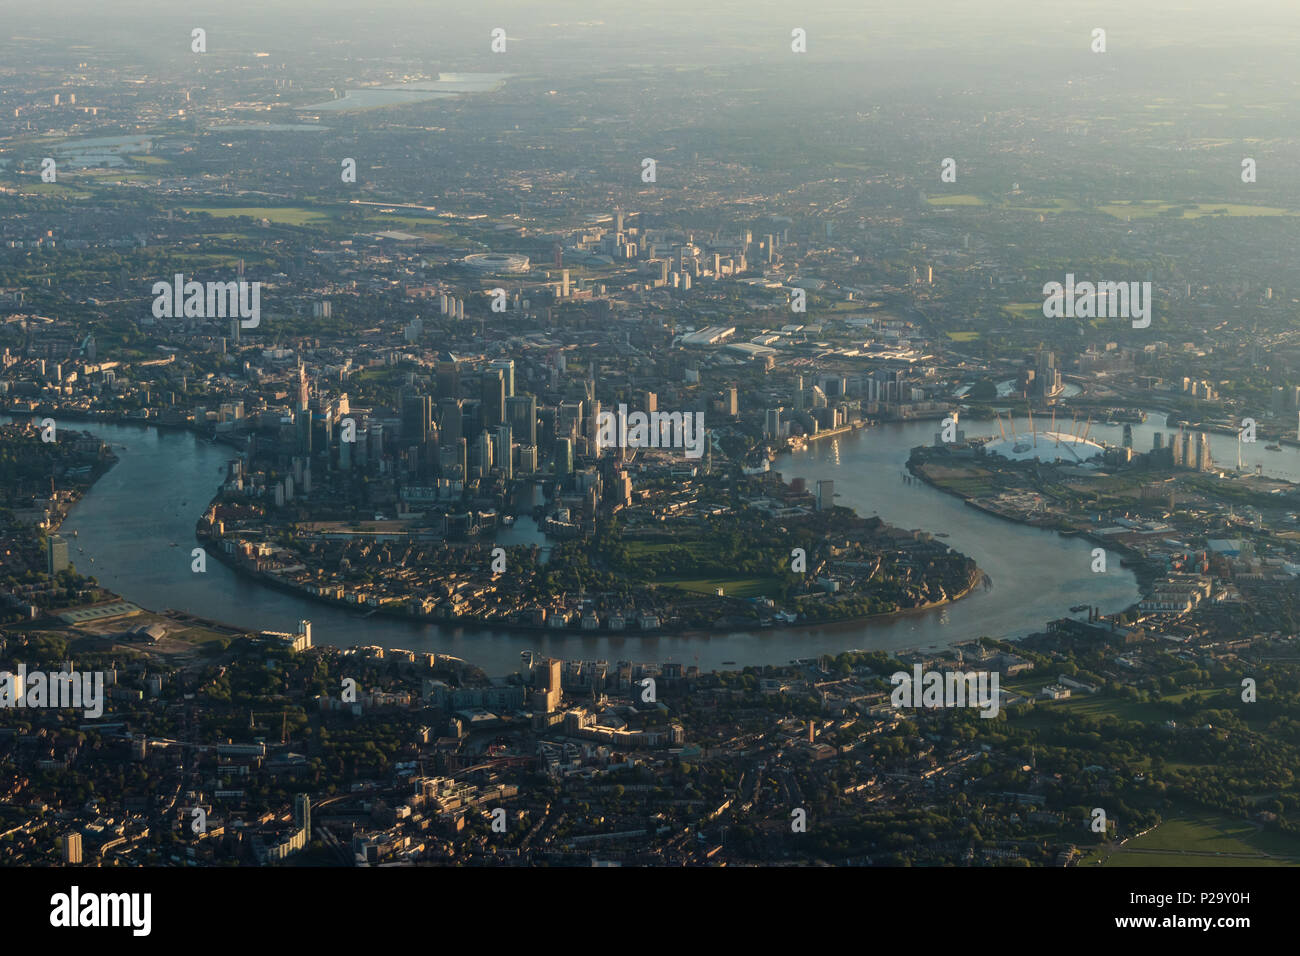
[247,710,291,744]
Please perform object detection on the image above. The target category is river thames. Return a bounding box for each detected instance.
[12,414,1165,674]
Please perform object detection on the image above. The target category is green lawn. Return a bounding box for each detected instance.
[1094,812,1300,866]
[926,194,986,206]
[182,205,331,225]
[18,182,91,197]
[1103,851,1291,867]
[1097,200,1296,219]
[1042,694,1171,723]
[929,477,994,497]
[662,576,780,599]
[1002,302,1045,320]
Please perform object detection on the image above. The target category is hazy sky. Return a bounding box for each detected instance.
[5,0,1300,66]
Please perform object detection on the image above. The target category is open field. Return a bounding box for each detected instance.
[927,194,1297,219]
[1097,200,1297,219]
[1085,811,1300,867]
[182,205,332,225]
[662,576,780,599]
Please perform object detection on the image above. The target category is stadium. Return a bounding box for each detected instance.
[461,252,531,274]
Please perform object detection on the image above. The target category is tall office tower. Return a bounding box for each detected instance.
[422,423,440,478]
[496,425,513,480]
[532,658,563,712]
[439,437,468,480]
[488,358,515,398]
[506,394,537,447]
[1122,424,1133,449]
[765,408,783,439]
[556,438,574,476]
[291,361,305,411]
[1153,432,1163,450]
[47,534,68,575]
[1171,432,1185,467]
[614,469,633,507]
[339,436,352,471]
[552,242,563,268]
[1036,350,1061,400]
[297,412,313,456]
[436,352,461,400]
[816,479,834,511]
[614,208,624,233]
[766,234,774,263]
[1197,432,1213,472]
[461,399,483,440]
[472,430,494,478]
[295,794,311,838]
[63,832,82,865]
[402,394,432,444]
[587,400,602,453]
[557,400,584,438]
[437,398,463,445]
[561,270,571,298]
[519,445,538,473]
[481,368,505,429]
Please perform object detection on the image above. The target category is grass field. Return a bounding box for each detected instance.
[925,193,1296,220]
[999,679,1239,727]
[1089,812,1300,867]
[930,477,995,497]
[623,537,782,599]
[182,205,331,225]
[1002,302,1045,320]
[1097,200,1296,219]
[662,576,781,599]
[1008,198,1081,214]
[1102,851,1291,867]
[17,182,91,198]
[926,194,986,206]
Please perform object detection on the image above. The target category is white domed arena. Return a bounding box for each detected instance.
[462,252,530,274]
[983,429,1103,463]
